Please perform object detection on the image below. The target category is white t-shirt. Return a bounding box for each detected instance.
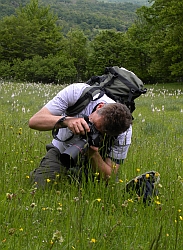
[45,83,132,162]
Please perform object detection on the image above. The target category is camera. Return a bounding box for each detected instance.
[61,116,102,168]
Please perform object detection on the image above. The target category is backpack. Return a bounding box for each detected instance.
[66,66,147,116]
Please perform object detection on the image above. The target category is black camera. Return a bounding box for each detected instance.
[61,116,102,168]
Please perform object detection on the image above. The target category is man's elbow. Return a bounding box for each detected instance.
[28,117,36,129]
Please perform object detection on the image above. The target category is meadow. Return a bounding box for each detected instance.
[0,81,183,250]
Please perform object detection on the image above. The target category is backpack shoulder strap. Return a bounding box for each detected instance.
[66,86,104,116]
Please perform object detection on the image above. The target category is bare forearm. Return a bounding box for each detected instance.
[90,151,112,178]
[29,114,62,131]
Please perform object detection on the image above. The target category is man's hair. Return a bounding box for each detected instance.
[96,103,132,136]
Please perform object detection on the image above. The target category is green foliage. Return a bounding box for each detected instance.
[0,82,183,249]
[0,0,139,35]
[65,29,89,81]
[0,0,183,83]
[87,30,126,75]
[0,0,64,62]
[136,0,183,82]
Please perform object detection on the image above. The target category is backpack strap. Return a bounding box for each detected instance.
[66,86,105,116]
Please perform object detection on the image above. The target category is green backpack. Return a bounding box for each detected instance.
[66,66,147,116]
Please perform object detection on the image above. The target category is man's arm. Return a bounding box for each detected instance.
[29,106,90,134]
[88,146,120,179]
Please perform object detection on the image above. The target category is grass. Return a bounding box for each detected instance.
[0,81,183,250]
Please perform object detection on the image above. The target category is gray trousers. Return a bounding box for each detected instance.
[30,144,90,187]
[30,144,67,187]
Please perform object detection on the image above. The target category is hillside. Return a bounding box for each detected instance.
[0,0,143,36]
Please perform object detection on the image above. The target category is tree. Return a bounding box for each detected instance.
[86,30,127,76]
[138,0,183,82]
[65,29,89,81]
[0,0,64,62]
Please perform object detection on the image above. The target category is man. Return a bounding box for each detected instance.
[29,82,132,187]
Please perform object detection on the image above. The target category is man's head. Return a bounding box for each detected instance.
[89,102,132,136]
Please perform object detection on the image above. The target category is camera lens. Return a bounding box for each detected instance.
[61,139,88,168]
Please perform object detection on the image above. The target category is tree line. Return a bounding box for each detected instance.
[0,0,182,84]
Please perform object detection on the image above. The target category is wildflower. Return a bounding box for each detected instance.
[30,203,37,208]
[94,172,99,176]
[22,107,26,113]
[46,178,51,183]
[52,230,64,244]
[19,228,23,231]
[119,179,123,183]
[57,207,62,212]
[166,234,169,237]
[96,198,101,202]
[155,200,161,205]
[18,128,22,135]
[178,209,181,213]
[128,199,133,203]
[136,168,140,172]
[180,216,183,221]
[90,238,96,243]
[26,175,30,179]
[155,172,160,177]
[6,193,15,200]
[146,173,150,178]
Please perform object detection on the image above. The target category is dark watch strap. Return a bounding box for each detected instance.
[52,116,67,142]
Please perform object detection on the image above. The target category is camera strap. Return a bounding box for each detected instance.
[52,119,74,142]
[52,114,90,143]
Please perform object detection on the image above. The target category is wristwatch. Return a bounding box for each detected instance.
[57,115,67,127]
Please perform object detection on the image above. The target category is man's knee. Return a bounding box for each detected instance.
[30,144,64,187]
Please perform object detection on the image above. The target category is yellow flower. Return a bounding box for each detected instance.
[166,234,169,237]
[155,172,160,177]
[178,209,181,213]
[95,172,99,176]
[26,175,30,179]
[119,179,123,183]
[90,238,96,243]
[46,178,51,183]
[96,198,101,202]
[19,228,23,231]
[180,216,183,221]
[128,199,133,203]
[136,168,140,172]
[155,200,161,205]
[146,173,150,178]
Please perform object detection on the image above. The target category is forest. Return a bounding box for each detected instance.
[0,0,140,35]
[0,0,182,84]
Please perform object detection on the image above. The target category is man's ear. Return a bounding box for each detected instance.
[96,102,105,110]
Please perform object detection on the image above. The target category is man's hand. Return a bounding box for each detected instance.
[64,117,90,135]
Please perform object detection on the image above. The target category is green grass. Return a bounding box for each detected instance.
[0,82,183,249]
